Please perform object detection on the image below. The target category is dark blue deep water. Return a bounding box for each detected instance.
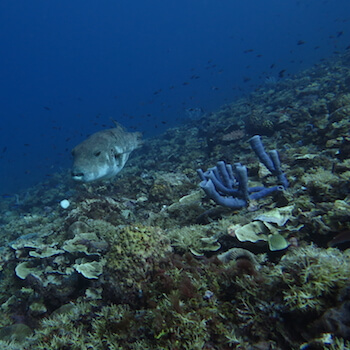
[0,0,349,193]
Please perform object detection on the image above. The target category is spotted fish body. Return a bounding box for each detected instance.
[71,124,142,182]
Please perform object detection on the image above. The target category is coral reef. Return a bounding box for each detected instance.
[0,51,350,349]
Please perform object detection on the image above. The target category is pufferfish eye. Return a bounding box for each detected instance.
[94,151,101,157]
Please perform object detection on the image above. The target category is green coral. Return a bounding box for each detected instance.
[301,167,340,198]
[167,224,221,255]
[23,302,96,349]
[329,337,350,350]
[104,224,172,299]
[276,245,350,312]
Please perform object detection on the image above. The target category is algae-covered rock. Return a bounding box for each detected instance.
[68,221,91,236]
[166,191,205,225]
[149,171,192,203]
[217,247,259,265]
[50,303,79,317]
[0,323,32,342]
[105,225,172,301]
[29,301,47,316]
[245,109,275,135]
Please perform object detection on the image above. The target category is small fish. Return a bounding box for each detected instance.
[71,122,142,182]
[328,230,350,247]
[297,40,306,45]
[278,69,286,78]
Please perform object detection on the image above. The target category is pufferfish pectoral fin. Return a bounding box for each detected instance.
[111,149,129,168]
[114,153,123,167]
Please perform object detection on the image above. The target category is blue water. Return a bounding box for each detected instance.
[0,0,349,194]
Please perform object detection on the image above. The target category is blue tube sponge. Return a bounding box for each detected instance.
[249,135,289,189]
[197,135,288,209]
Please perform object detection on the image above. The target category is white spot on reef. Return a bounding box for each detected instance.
[60,199,70,209]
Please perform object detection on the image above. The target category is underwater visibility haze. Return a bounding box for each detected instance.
[0,0,350,349]
[0,0,349,192]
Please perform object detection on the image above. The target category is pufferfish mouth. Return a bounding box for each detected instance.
[71,171,85,181]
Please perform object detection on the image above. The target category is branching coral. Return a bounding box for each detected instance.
[276,245,350,312]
